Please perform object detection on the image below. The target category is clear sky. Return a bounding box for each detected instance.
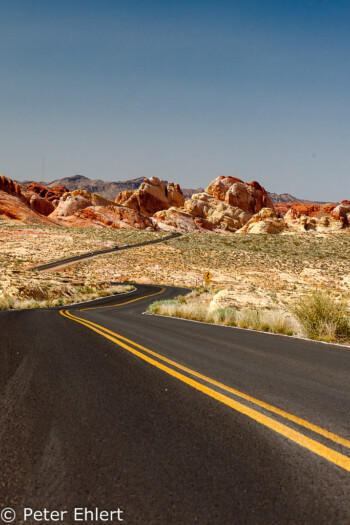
[1,0,349,201]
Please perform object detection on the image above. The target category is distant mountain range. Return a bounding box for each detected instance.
[20,174,204,201]
[19,174,313,203]
[267,192,309,204]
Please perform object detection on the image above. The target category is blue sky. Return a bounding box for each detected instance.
[1,0,349,201]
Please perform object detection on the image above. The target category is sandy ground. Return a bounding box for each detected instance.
[1,218,349,311]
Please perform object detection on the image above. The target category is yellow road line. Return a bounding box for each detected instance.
[63,309,350,451]
[78,287,166,311]
[60,309,350,471]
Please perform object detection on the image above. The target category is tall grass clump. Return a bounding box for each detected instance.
[147,299,177,315]
[212,307,236,326]
[0,294,14,310]
[292,291,350,341]
[235,309,296,335]
[147,299,214,322]
[148,294,301,335]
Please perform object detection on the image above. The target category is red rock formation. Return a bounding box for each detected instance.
[205,176,274,215]
[152,208,199,232]
[115,177,185,216]
[205,176,244,201]
[49,190,116,218]
[284,203,348,231]
[225,181,274,214]
[55,205,153,230]
[0,174,25,200]
[237,208,285,234]
[29,195,55,216]
[331,201,350,225]
[184,192,251,232]
[0,175,55,224]
[26,183,68,202]
[273,202,296,216]
[274,202,339,218]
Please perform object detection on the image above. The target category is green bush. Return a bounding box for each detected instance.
[292,291,350,341]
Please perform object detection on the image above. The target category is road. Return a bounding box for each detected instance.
[32,232,182,271]
[1,284,350,524]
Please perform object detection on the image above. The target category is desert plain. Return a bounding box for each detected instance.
[0,173,349,344]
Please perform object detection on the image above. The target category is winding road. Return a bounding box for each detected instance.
[1,284,350,524]
[32,232,182,271]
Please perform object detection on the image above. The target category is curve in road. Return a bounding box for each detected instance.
[1,284,350,524]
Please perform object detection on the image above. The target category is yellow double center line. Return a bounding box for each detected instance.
[78,287,166,311]
[60,301,350,472]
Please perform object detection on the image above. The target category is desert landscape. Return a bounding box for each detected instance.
[1,172,349,343]
[3,3,350,521]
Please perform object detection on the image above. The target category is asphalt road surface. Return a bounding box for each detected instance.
[33,232,182,271]
[1,284,350,524]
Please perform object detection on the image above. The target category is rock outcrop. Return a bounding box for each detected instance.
[331,201,350,226]
[276,202,337,218]
[115,177,185,216]
[284,208,344,232]
[26,183,68,202]
[0,174,26,200]
[3,171,348,235]
[206,176,274,214]
[153,207,219,233]
[273,202,298,216]
[177,177,274,232]
[236,208,285,234]
[49,190,116,218]
[184,192,251,232]
[153,208,199,232]
[47,187,153,229]
[29,195,55,216]
[0,175,55,224]
[61,206,154,230]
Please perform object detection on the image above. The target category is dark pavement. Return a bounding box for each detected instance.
[1,284,350,524]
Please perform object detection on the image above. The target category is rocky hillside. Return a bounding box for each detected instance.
[2,173,349,234]
[20,174,316,203]
[0,175,56,224]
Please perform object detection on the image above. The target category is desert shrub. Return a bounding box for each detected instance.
[52,298,64,307]
[177,295,187,304]
[261,311,296,336]
[147,299,176,314]
[212,307,236,326]
[75,285,95,294]
[235,308,297,335]
[0,295,12,309]
[292,291,350,340]
[237,309,261,330]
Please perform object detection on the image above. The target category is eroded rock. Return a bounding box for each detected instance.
[115,177,185,216]
[26,183,69,202]
[237,208,285,234]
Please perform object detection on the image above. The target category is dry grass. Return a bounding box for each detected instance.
[148,288,350,344]
[0,284,134,310]
[292,291,350,342]
[147,293,299,336]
